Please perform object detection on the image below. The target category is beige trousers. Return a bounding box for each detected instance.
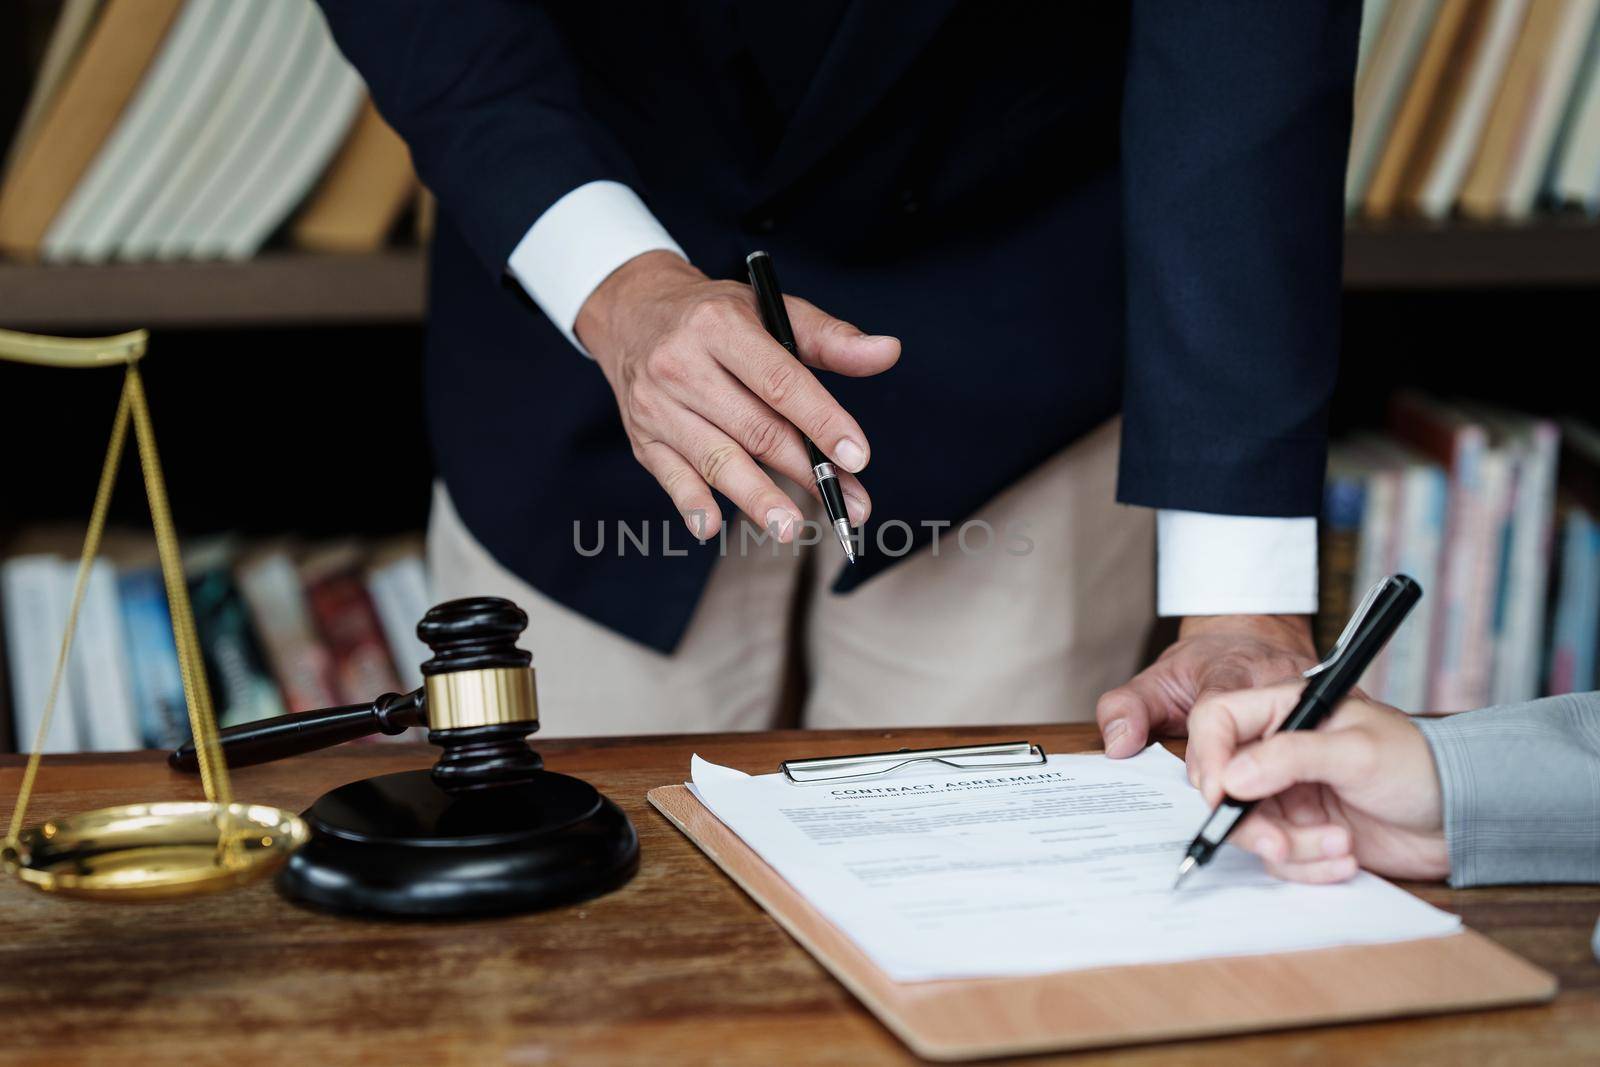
[427,419,1154,737]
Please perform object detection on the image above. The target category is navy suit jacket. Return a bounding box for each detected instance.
[318,1,1360,652]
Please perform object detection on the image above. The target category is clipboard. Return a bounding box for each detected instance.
[648,751,1556,1061]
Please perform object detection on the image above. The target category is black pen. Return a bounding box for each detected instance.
[746,250,858,563]
[1171,573,1423,890]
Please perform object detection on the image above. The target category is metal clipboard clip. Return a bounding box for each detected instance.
[779,740,1048,785]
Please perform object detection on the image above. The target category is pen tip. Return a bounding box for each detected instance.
[834,518,856,563]
[1172,855,1196,891]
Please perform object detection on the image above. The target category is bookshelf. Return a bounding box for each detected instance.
[0,223,1599,330]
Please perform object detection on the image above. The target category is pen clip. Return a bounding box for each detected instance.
[1302,577,1391,679]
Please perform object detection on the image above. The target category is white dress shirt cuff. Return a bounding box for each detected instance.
[1156,510,1318,617]
[506,180,688,355]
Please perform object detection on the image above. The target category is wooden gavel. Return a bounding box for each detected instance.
[174,595,636,918]
[171,596,545,792]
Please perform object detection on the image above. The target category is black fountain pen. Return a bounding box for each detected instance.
[746,250,858,563]
[1172,573,1423,890]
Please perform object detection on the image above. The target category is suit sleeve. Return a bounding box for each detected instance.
[1116,1,1361,518]
[1414,694,1600,887]
[316,0,647,277]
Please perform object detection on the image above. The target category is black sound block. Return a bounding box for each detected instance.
[277,768,639,918]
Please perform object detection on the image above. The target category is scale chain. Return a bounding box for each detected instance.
[5,365,236,856]
[4,382,131,845]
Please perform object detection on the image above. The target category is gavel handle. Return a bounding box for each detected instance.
[168,689,426,772]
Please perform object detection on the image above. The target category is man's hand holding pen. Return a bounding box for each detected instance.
[575,250,897,541]
[576,249,1361,790]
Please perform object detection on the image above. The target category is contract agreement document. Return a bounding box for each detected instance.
[690,745,1460,982]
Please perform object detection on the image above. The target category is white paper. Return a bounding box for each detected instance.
[690,746,1460,982]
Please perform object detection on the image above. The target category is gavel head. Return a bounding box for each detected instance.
[416,597,544,792]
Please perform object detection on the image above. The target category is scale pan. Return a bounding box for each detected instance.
[3,802,308,901]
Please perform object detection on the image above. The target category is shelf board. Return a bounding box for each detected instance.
[0,250,426,331]
[1,224,1599,331]
[1343,219,1600,288]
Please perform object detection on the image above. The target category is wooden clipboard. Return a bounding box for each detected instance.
[647,784,1557,1061]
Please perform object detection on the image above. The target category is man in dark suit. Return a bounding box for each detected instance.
[319,2,1359,741]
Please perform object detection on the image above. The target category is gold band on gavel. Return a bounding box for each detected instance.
[424,667,539,730]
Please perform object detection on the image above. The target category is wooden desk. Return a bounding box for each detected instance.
[2,725,1596,1066]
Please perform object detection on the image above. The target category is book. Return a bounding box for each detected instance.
[1546,507,1599,694]
[1356,0,1398,88]
[1346,0,1443,213]
[150,0,320,260]
[1466,409,1560,705]
[0,0,186,259]
[291,99,418,254]
[186,542,285,729]
[1364,0,1486,219]
[1497,0,1600,219]
[1388,394,1499,711]
[1547,420,1600,694]
[2,555,83,753]
[117,566,189,748]
[1345,455,1392,698]
[1327,438,1445,709]
[66,558,143,751]
[0,0,104,182]
[117,0,304,261]
[1549,19,1600,214]
[1473,445,1515,704]
[1392,455,1449,712]
[236,548,341,714]
[1345,448,1403,697]
[1411,0,1531,219]
[302,545,404,707]
[1354,438,1450,711]
[216,48,366,256]
[1459,0,1568,218]
[366,547,431,692]
[41,0,265,262]
[191,1,364,260]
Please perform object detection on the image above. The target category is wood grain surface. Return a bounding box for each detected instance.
[2,724,1596,1066]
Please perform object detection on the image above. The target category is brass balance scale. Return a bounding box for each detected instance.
[0,326,306,900]
[1,326,638,915]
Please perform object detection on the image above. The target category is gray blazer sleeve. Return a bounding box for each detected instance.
[1413,692,1600,887]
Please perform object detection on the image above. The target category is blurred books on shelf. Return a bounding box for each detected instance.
[10,0,1600,257]
[0,0,420,263]
[1320,400,1597,712]
[0,533,430,753]
[1350,0,1600,221]
[300,543,406,708]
